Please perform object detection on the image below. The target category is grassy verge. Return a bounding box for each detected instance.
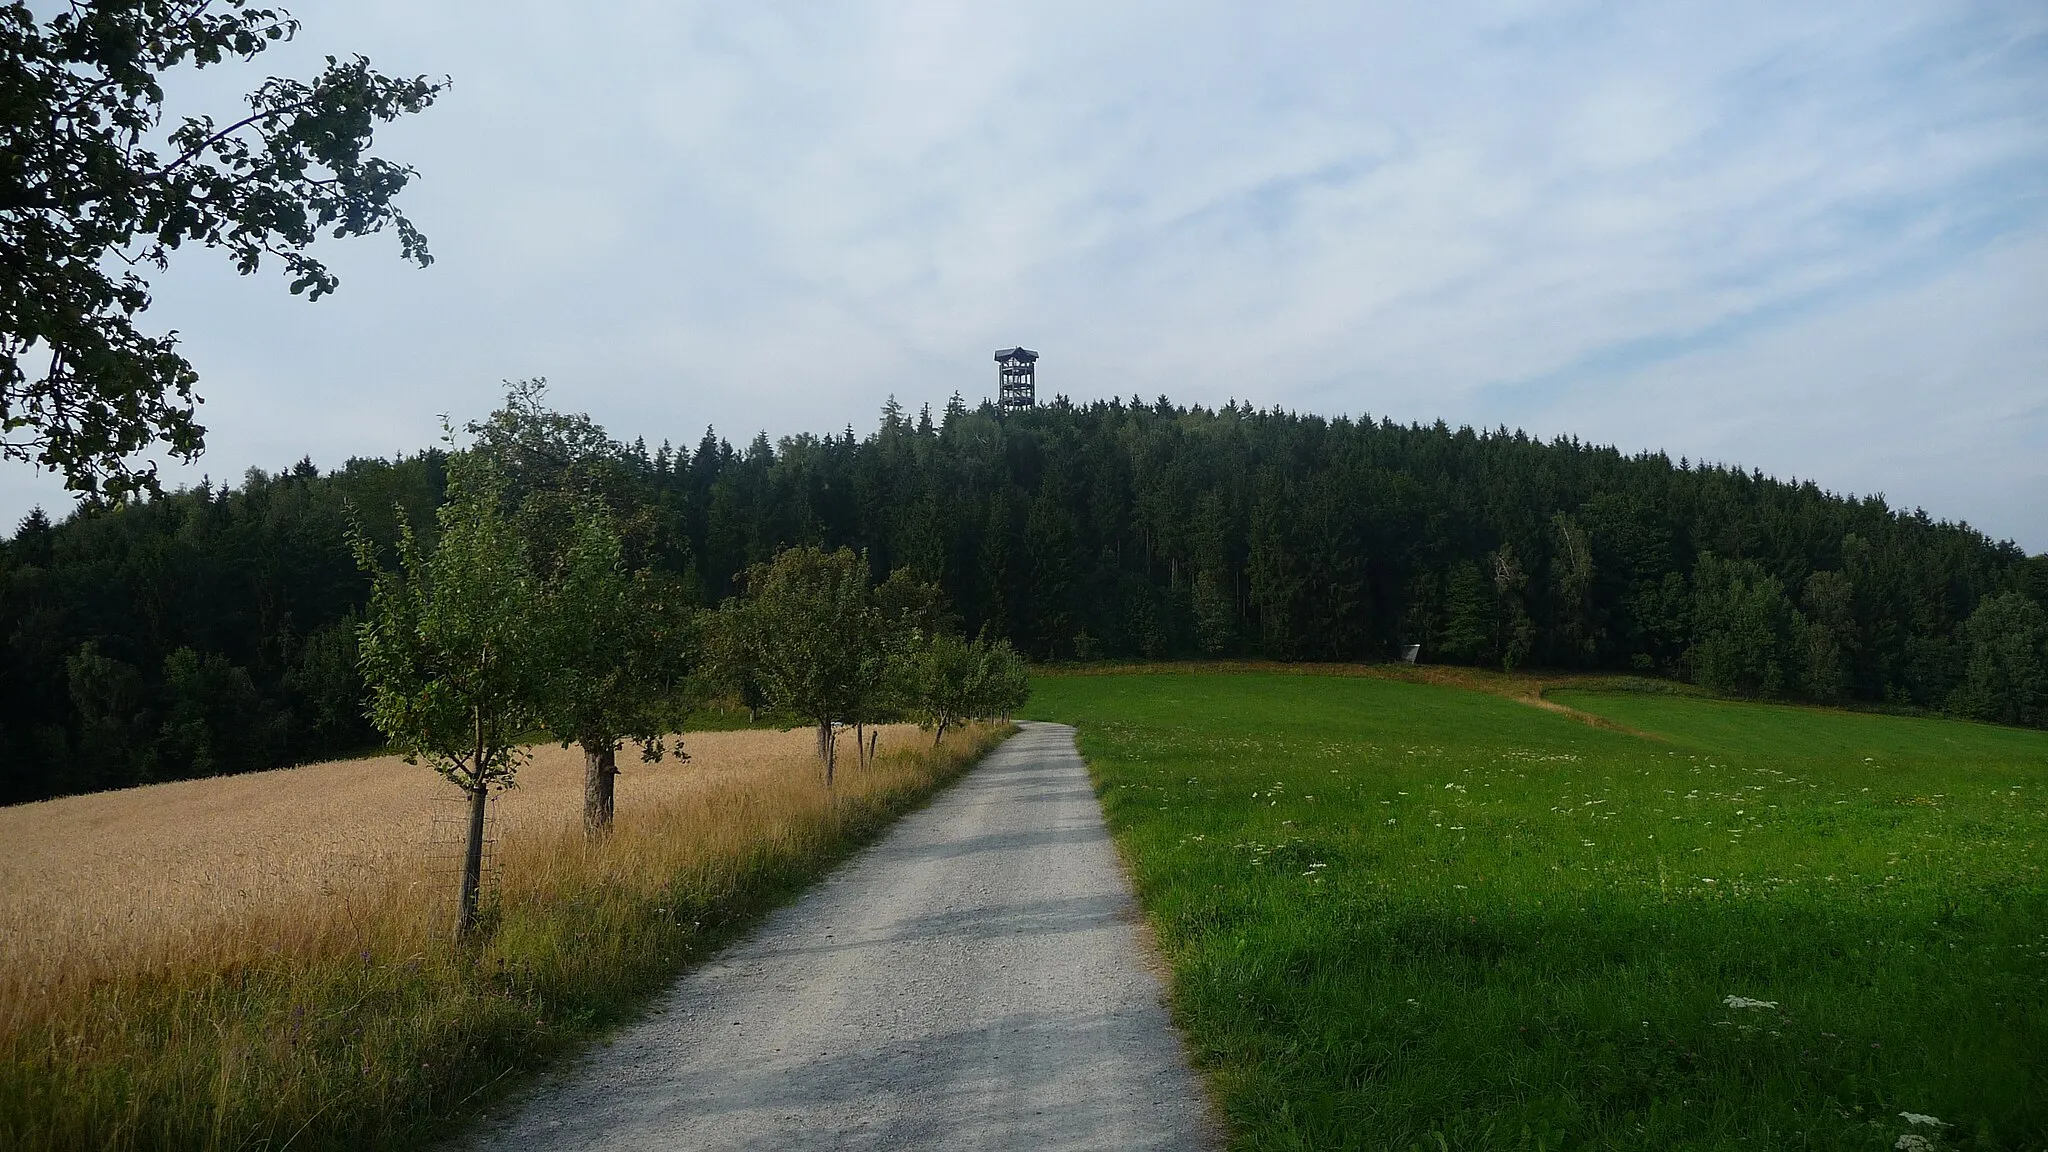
[1023,671,2047,1150]
[0,724,1010,1151]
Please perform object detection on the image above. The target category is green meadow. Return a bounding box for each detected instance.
[1023,670,2048,1151]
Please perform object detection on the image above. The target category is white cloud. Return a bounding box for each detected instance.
[1516,224,2048,548]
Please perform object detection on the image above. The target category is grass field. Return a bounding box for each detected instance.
[1023,670,2047,1151]
[0,722,1007,1151]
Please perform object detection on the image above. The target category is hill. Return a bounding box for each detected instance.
[3,395,2044,802]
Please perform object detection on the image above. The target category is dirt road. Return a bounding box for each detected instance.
[462,721,1216,1151]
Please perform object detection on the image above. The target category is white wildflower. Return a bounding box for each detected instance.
[1894,1135,1932,1152]
[1899,1113,1947,1128]
[1723,995,1777,1010]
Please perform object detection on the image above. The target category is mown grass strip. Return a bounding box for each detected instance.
[0,724,1010,1152]
[1025,671,2046,1150]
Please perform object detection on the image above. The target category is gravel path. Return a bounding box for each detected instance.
[460,721,1216,1151]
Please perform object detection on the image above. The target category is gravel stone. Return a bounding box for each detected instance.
[461,721,1217,1151]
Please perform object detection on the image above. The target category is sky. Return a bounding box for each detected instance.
[8,1,2046,549]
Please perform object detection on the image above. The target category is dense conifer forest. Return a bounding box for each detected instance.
[4,393,2044,803]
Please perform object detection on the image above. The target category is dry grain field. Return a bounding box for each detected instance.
[0,722,998,1151]
[1,727,911,1002]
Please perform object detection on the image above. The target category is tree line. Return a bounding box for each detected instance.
[3,385,2044,804]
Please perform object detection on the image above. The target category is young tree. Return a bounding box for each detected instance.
[874,565,956,639]
[3,2,443,498]
[862,566,951,766]
[721,546,882,785]
[702,601,771,722]
[354,455,543,942]
[905,631,979,745]
[969,633,1031,722]
[535,505,689,837]
[467,381,692,830]
[906,629,1031,744]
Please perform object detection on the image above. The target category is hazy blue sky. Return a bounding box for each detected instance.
[8,2,2045,548]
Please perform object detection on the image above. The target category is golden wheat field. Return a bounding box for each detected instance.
[0,724,927,1024]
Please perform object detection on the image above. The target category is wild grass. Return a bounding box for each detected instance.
[0,722,1008,1151]
[1023,671,2048,1151]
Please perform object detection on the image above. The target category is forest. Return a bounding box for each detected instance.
[4,390,2045,804]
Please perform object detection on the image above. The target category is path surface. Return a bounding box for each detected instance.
[462,721,1216,1151]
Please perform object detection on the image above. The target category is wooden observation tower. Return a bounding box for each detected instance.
[994,347,1038,412]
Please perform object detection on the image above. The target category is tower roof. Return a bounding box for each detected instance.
[993,347,1039,363]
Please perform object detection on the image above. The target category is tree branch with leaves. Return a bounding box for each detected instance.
[2,0,444,498]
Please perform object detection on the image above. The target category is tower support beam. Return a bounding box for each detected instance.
[994,347,1038,412]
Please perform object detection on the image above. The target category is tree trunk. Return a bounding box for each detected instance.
[854,721,865,770]
[817,718,835,786]
[868,729,878,766]
[456,779,488,944]
[581,738,617,838]
[934,717,948,747]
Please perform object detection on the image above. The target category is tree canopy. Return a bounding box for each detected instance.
[352,450,543,939]
[464,380,693,832]
[713,545,885,784]
[532,500,688,834]
[903,629,1028,745]
[352,453,541,800]
[1,0,442,498]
